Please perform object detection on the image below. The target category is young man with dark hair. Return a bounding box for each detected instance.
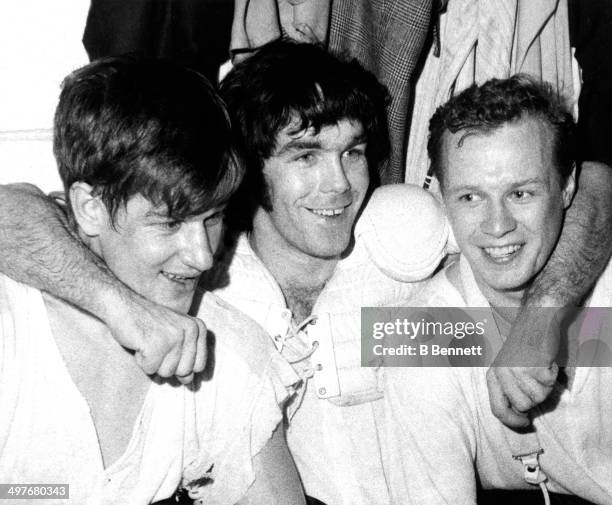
[382,75,612,505]
[219,40,389,231]
[0,56,304,505]
[203,41,453,505]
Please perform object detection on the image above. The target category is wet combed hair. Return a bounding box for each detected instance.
[219,40,390,229]
[54,55,243,226]
[427,74,576,188]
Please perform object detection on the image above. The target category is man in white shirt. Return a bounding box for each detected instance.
[0,56,303,505]
[382,74,612,505]
[202,40,453,505]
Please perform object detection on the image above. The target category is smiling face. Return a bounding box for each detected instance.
[253,118,370,261]
[93,194,224,313]
[440,117,575,305]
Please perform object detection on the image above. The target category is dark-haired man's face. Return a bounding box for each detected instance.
[255,118,369,260]
[94,195,224,313]
[441,117,575,304]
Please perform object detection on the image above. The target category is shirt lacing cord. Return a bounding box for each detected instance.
[285,314,319,372]
[280,314,319,419]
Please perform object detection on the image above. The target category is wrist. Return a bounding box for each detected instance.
[92,277,139,325]
[509,306,563,356]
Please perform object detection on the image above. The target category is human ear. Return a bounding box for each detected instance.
[69,182,108,237]
[562,164,577,209]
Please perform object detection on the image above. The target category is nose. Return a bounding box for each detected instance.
[321,156,351,194]
[179,222,215,272]
[480,200,517,238]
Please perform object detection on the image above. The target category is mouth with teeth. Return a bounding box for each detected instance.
[482,243,523,263]
[161,271,200,284]
[307,206,348,217]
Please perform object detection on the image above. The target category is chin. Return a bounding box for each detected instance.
[154,296,194,314]
[310,242,351,259]
[484,274,531,294]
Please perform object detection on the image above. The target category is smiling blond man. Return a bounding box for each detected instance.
[382,75,612,505]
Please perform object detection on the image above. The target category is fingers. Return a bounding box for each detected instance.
[134,348,165,376]
[156,344,183,379]
[176,372,195,385]
[109,293,208,382]
[532,363,559,387]
[153,317,208,384]
[486,368,531,428]
[193,318,208,374]
[174,318,208,382]
[174,325,197,380]
[514,368,556,405]
[487,364,560,428]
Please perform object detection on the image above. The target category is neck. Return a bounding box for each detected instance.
[251,217,339,291]
[250,214,340,319]
[475,277,525,322]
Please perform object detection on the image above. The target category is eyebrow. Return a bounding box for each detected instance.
[511,177,547,187]
[144,204,226,219]
[348,134,368,147]
[144,209,173,219]
[276,138,322,156]
[447,177,547,193]
[275,133,368,157]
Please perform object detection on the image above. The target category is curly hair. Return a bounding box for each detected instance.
[427,74,576,187]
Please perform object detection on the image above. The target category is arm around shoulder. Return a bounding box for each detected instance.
[0,182,117,311]
[489,162,612,427]
[0,183,207,380]
[526,161,612,306]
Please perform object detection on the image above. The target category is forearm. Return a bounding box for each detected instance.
[509,162,612,355]
[0,183,128,321]
[525,162,612,307]
[486,165,612,426]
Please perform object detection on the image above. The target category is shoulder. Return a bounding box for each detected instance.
[0,273,42,321]
[192,289,298,419]
[198,292,268,363]
[410,259,466,307]
[196,290,298,385]
[201,233,279,305]
[0,274,48,383]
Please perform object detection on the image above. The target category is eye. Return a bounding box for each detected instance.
[204,211,224,226]
[343,146,366,162]
[509,190,532,201]
[294,152,316,164]
[458,193,480,203]
[160,220,182,231]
